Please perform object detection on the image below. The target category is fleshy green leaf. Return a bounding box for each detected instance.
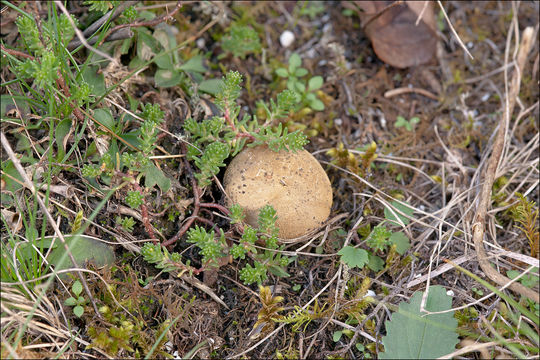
[380,285,458,359]
[338,246,368,269]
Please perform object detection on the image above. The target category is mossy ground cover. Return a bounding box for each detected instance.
[1,1,538,358]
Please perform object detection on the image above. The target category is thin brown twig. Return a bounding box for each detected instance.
[384,87,439,101]
[472,25,538,303]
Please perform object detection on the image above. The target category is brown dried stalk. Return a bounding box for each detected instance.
[472,25,538,303]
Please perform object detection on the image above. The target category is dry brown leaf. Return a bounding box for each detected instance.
[1,209,22,234]
[356,1,437,68]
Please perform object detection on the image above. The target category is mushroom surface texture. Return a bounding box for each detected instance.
[223,145,333,239]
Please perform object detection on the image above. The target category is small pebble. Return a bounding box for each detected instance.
[334,118,343,126]
[280,30,295,48]
[196,38,205,49]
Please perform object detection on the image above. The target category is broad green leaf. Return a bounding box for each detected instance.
[384,200,415,226]
[389,232,410,255]
[93,108,115,130]
[198,78,224,96]
[367,253,385,272]
[308,76,323,91]
[380,285,458,359]
[338,246,368,269]
[153,29,176,70]
[55,118,72,155]
[333,331,343,342]
[137,29,161,61]
[80,66,106,97]
[47,235,115,279]
[16,237,59,261]
[178,54,206,73]
[154,69,182,88]
[119,131,142,149]
[144,162,171,193]
[153,51,174,70]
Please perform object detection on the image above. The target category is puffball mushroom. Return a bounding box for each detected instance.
[223,145,332,239]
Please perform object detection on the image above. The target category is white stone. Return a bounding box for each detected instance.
[196,38,205,49]
[280,30,295,48]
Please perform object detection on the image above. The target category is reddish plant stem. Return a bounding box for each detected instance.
[195,216,215,228]
[162,151,201,248]
[224,107,236,131]
[199,202,230,215]
[0,44,35,60]
[99,1,183,46]
[235,132,256,142]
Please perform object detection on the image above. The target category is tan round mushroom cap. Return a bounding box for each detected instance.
[223,145,333,239]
